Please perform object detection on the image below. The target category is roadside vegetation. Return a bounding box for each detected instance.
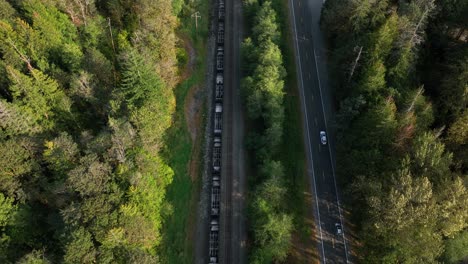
[0,0,193,262]
[242,0,308,262]
[322,0,467,262]
[275,0,316,262]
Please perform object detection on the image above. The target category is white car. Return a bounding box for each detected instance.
[335,223,342,235]
[320,131,327,145]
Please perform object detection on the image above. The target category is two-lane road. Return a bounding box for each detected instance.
[288,0,350,263]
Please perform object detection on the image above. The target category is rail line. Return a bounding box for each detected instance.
[207,0,226,263]
[221,0,234,261]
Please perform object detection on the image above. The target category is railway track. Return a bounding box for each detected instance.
[221,0,233,260]
[222,0,236,261]
[207,0,245,263]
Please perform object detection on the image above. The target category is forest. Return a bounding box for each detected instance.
[0,0,184,262]
[322,0,467,262]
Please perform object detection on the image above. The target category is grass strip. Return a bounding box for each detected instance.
[159,1,209,263]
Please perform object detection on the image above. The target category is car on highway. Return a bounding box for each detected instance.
[335,223,342,235]
[320,131,327,145]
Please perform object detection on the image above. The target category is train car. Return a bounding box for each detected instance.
[212,174,220,188]
[212,166,220,187]
[218,1,225,21]
[214,103,223,134]
[216,46,224,71]
[213,138,222,171]
[208,229,219,264]
[211,219,219,232]
[215,74,224,102]
[211,186,220,216]
[217,22,225,45]
[208,1,226,262]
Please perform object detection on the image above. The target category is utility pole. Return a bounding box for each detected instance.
[192,11,201,30]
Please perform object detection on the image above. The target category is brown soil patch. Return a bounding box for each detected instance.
[184,83,203,142]
[184,83,204,181]
[179,33,196,82]
[179,32,204,182]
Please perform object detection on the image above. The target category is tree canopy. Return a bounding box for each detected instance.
[242,0,294,262]
[322,0,468,261]
[0,0,180,262]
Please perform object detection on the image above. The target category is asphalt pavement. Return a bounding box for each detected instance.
[288,0,351,263]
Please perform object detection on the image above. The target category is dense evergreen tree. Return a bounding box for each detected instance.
[323,0,467,261]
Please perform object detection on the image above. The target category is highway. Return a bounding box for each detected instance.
[288,0,351,263]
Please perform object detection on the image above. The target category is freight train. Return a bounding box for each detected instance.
[208,0,225,263]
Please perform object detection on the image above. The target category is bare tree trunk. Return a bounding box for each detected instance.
[348,46,363,82]
[434,125,445,138]
[409,7,430,46]
[74,0,87,26]
[406,86,424,113]
[6,39,33,72]
[107,17,116,55]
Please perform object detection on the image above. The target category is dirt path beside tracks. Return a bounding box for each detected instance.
[181,33,204,183]
[180,34,196,81]
[184,83,204,182]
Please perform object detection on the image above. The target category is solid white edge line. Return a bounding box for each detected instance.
[313,47,349,263]
[290,1,327,263]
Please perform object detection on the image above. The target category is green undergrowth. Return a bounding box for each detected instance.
[159,0,209,263]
